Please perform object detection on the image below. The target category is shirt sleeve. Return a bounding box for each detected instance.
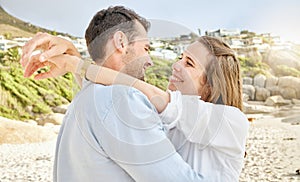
[95,86,204,182]
[161,91,249,157]
[159,90,183,130]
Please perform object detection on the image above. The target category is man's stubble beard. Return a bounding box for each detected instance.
[121,47,145,81]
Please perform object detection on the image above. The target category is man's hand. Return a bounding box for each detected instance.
[21,32,81,77]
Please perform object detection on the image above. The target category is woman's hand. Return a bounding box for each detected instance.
[26,53,82,80]
[21,32,81,77]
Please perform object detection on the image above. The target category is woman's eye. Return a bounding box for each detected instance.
[187,61,193,67]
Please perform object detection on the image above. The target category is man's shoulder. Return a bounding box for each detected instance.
[91,83,153,109]
[93,84,145,98]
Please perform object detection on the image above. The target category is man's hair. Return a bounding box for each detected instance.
[85,6,150,62]
[198,36,243,110]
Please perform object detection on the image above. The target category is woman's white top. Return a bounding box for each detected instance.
[160,91,249,182]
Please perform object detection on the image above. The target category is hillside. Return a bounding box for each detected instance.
[0,47,79,120]
[0,7,81,121]
[0,24,34,38]
[0,6,73,38]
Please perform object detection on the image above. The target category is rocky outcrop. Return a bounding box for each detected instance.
[243,75,300,102]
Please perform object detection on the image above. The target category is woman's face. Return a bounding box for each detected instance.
[168,41,210,96]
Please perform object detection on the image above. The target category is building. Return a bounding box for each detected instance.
[205,29,241,37]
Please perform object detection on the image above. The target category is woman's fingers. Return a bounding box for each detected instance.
[21,32,51,68]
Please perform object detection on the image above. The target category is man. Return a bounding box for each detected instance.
[21,6,203,181]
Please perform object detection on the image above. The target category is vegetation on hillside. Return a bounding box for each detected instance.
[0,47,79,120]
[145,57,175,90]
[239,56,271,77]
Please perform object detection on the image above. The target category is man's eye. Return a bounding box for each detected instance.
[177,55,183,60]
[145,47,150,54]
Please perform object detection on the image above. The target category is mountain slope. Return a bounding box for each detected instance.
[0,6,72,38]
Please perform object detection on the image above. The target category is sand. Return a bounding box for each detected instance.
[0,114,299,181]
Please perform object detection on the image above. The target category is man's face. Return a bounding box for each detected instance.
[120,22,153,80]
[121,38,152,80]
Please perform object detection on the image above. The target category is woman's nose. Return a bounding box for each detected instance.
[172,61,182,72]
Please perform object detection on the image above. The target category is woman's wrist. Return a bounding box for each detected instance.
[74,58,95,79]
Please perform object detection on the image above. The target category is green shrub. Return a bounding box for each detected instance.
[0,48,77,120]
[274,65,300,77]
[239,56,271,77]
[145,57,175,90]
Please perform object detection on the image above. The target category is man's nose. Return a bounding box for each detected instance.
[145,57,154,67]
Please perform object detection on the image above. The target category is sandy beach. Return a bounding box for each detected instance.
[0,113,299,181]
[240,115,300,181]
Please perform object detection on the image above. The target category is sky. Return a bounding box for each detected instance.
[0,0,299,42]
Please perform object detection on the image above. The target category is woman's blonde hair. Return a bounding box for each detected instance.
[198,36,243,110]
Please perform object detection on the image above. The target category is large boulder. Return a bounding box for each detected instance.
[267,86,281,96]
[243,77,253,85]
[265,76,278,88]
[264,49,300,71]
[278,76,300,98]
[253,74,266,88]
[280,87,297,99]
[243,84,255,100]
[255,87,270,101]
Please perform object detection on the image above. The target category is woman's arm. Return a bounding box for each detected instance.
[26,53,170,113]
[86,63,170,113]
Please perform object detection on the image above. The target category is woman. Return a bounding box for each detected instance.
[23,35,249,181]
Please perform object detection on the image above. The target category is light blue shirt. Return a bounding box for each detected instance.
[53,81,203,182]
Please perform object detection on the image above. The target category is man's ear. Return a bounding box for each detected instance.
[113,31,128,53]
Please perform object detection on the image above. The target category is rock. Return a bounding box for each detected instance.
[38,113,65,125]
[243,102,276,114]
[280,87,297,99]
[254,74,266,88]
[255,87,270,101]
[243,77,253,85]
[265,49,300,71]
[265,76,278,88]
[278,76,300,98]
[267,86,281,96]
[292,99,300,105]
[243,84,256,100]
[243,93,250,102]
[265,95,291,106]
[52,104,69,114]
